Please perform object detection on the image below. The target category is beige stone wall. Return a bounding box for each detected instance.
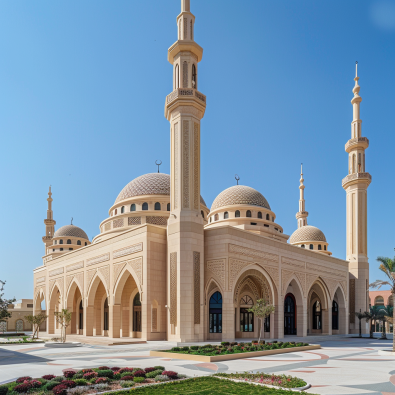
[2,300,34,332]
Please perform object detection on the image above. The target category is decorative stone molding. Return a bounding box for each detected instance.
[228,244,278,264]
[98,265,110,291]
[193,122,199,210]
[206,259,225,290]
[306,274,318,293]
[128,216,141,226]
[229,258,250,289]
[75,272,84,296]
[36,276,46,284]
[282,269,295,295]
[206,280,219,301]
[104,222,111,231]
[113,262,127,289]
[146,216,167,226]
[340,280,347,299]
[282,257,305,270]
[194,252,200,325]
[183,120,190,208]
[170,252,177,325]
[234,272,271,303]
[113,218,124,228]
[49,267,64,277]
[113,243,143,259]
[295,272,307,296]
[263,265,280,292]
[66,275,74,296]
[86,269,97,291]
[174,123,179,209]
[306,263,347,280]
[128,257,143,285]
[152,307,158,332]
[87,253,110,267]
[66,261,84,273]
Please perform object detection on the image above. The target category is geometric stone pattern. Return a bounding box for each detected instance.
[174,123,179,209]
[66,261,84,273]
[98,265,110,292]
[206,259,225,290]
[193,122,199,210]
[128,257,143,285]
[115,173,170,204]
[290,225,327,244]
[193,251,200,325]
[229,258,250,289]
[49,268,64,277]
[228,244,278,264]
[113,243,143,259]
[183,120,190,209]
[152,307,157,332]
[36,276,45,284]
[53,224,89,240]
[282,269,295,296]
[113,219,124,228]
[170,252,177,325]
[282,257,305,270]
[211,185,271,211]
[113,262,127,290]
[128,216,141,226]
[104,222,111,231]
[146,216,168,226]
[86,253,110,267]
[306,263,347,279]
[295,271,307,296]
[86,269,97,292]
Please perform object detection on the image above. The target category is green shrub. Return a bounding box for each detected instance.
[171,347,180,352]
[230,342,237,346]
[190,346,198,351]
[53,377,64,383]
[121,372,133,378]
[146,370,164,379]
[0,385,8,395]
[73,379,88,386]
[96,370,114,379]
[34,379,47,385]
[153,366,165,371]
[120,381,135,388]
[180,346,189,352]
[43,381,59,391]
[73,373,84,379]
[177,374,187,379]
[133,377,145,383]
[221,341,229,346]
[113,373,121,380]
[155,375,170,382]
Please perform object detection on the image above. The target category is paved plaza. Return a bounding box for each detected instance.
[0,335,393,394]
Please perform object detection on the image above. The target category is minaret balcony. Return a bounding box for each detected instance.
[165,88,206,119]
[168,40,203,63]
[345,137,369,153]
[342,172,371,188]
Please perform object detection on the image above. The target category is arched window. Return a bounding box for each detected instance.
[133,293,142,332]
[175,64,180,89]
[155,202,161,211]
[209,291,222,333]
[235,210,240,218]
[224,212,229,219]
[59,239,63,245]
[214,214,219,221]
[79,300,83,330]
[240,295,254,332]
[84,242,87,246]
[192,64,197,89]
[77,240,81,246]
[332,300,339,330]
[258,212,262,219]
[115,209,117,215]
[353,154,356,173]
[167,203,171,211]
[54,240,57,245]
[142,202,148,210]
[284,294,296,335]
[16,319,23,333]
[210,217,212,223]
[103,298,109,331]
[272,216,274,222]
[201,210,204,218]
[313,301,322,330]
[309,244,313,250]
[131,204,136,212]
[301,244,305,248]
[246,210,252,217]
[69,248,73,251]
[121,206,125,214]
[324,245,327,251]
[375,296,384,305]
[318,244,322,250]
[67,239,71,244]
[266,214,270,220]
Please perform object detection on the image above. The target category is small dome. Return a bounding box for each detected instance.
[211,185,271,211]
[54,225,89,240]
[115,172,207,206]
[290,225,327,244]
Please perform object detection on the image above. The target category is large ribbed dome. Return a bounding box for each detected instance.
[115,173,207,206]
[211,185,271,211]
[53,225,89,240]
[290,225,327,244]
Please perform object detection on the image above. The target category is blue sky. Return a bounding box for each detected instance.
[0,0,394,299]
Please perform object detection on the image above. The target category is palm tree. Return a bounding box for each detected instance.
[364,306,384,339]
[379,305,393,340]
[355,311,365,337]
[370,256,395,351]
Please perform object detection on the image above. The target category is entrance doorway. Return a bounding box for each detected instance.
[284,294,296,335]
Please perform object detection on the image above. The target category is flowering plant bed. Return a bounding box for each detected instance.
[0,336,44,345]
[0,366,188,395]
[214,372,307,389]
[150,341,320,362]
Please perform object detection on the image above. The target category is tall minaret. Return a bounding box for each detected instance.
[296,164,308,228]
[165,0,206,342]
[42,186,56,253]
[342,63,371,334]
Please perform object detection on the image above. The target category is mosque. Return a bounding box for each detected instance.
[33,0,371,342]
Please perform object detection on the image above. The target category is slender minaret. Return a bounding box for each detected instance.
[42,186,56,254]
[296,164,308,228]
[165,0,206,342]
[342,63,371,334]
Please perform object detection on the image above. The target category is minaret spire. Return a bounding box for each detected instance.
[42,186,56,254]
[296,164,308,228]
[342,62,371,334]
[181,0,190,12]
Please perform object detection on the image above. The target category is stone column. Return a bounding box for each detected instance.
[110,304,121,338]
[84,306,94,336]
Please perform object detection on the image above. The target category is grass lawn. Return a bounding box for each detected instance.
[110,377,316,394]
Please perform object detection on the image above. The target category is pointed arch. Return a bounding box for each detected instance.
[49,280,63,302]
[87,272,109,307]
[307,276,330,310]
[205,277,222,304]
[66,278,83,310]
[114,265,141,305]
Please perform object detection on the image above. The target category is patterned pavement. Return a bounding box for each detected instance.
[0,335,394,394]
